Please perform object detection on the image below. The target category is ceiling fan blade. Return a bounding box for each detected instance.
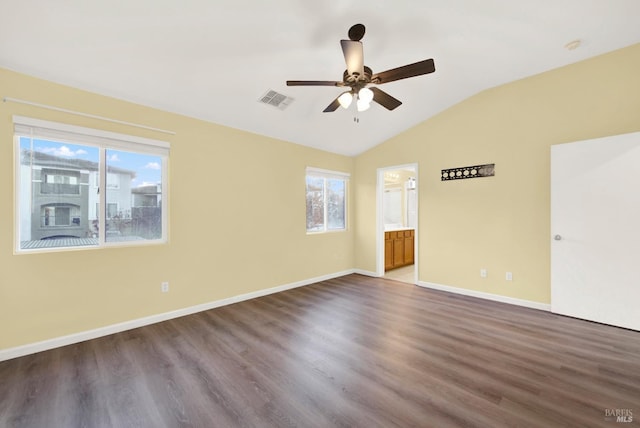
[371,59,435,84]
[340,40,364,79]
[370,87,402,110]
[287,80,344,87]
[323,97,341,113]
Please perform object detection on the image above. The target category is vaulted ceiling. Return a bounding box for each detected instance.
[1,1,639,156]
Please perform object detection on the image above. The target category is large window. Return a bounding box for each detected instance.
[14,116,169,253]
[306,167,349,233]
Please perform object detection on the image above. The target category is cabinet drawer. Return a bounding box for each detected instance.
[404,230,414,238]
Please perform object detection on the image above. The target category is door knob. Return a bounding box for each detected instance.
[554,234,562,241]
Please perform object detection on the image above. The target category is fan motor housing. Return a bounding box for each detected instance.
[344,66,373,87]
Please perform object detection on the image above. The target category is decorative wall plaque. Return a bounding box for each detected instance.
[441,163,495,181]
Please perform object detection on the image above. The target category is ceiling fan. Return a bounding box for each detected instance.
[286,23,435,113]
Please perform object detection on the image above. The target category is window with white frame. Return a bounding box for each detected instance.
[305,167,349,233]
[14,116,169,252]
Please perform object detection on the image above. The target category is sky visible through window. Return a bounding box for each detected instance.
[20,137,161,186]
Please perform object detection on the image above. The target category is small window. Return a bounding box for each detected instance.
[41,204,80,227]
[42,169,81,194]
[305,167,349,233]
[106,203,119,219]
[14,116,169,253]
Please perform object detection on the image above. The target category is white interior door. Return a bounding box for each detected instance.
[551,131,640,331]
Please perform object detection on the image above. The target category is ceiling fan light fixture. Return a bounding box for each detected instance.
[338,91,353,109]
[357,98,371,112]
[286,24,436,114]
[358,87,374,103]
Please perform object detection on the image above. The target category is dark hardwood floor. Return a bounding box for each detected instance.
[1,274,639,427]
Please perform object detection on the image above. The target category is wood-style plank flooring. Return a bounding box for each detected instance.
[1,274,639,427]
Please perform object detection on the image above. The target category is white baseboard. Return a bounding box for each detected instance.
[353,269,379,277]
[417,281,551,312]
[0,269,355,362]
[1,272,552,362]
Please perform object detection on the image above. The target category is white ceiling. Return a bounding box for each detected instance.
[1,1,639,156]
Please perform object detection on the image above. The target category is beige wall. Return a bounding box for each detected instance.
[2,43,639,352]
[354,43,640,303]
[0,68,354,350]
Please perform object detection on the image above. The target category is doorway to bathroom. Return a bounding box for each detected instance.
[377,164,418,284]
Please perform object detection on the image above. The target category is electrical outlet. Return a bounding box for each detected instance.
[480,268,487,278]
[161,282,169,293]
[506,272,513,281]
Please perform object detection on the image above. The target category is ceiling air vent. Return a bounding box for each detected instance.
[259,90,294,110]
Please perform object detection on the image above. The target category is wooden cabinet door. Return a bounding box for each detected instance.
[384,237,394,270]
[404,230,414,265]
[393,233,404,267]
[385,230,415,271]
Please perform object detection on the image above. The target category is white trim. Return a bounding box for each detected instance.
[417,281,551,312]
[13,115,170,155]
[5,98,176,135]
[353,269,379,277]
[14,118,170,254]
[0,270,354,362]
[0,271,554,362]
[377,163,419,283]
[305,167,349,234]
[376,170,384,276]
[305,166,351,179]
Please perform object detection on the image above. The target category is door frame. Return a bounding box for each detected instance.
[376,163,419,283]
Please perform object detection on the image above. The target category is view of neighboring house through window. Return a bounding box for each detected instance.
[14,116,169,252]
[105,149,164,242]
[306,167,349,233]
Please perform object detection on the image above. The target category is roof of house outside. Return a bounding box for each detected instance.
[21,149,136,177]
